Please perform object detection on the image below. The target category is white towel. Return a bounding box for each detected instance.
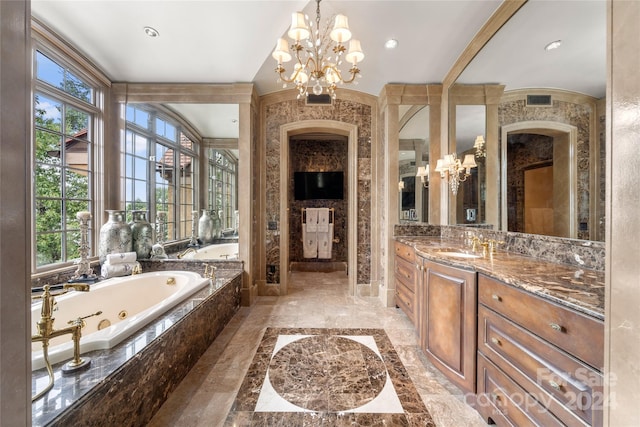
[317,208,330,232]
[317,223,334,259]
[305,208,318,232]
[105,252,137,264]
[302,227,318,258]
[101,261,140,278]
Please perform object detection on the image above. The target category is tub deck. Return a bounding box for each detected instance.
[32,268,242,427]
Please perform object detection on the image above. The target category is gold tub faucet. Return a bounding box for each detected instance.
[31,285,101,401]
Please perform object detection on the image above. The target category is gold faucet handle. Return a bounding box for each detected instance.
[487,239,506,253]
[131,263,143,275]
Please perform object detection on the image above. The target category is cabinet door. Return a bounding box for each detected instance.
[421,259,477,393]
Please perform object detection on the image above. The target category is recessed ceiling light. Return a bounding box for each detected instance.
[144,26,159,38]
[385,39,399,49]
[544,40,562,51]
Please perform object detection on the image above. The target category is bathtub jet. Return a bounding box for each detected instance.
[31,271,210,371]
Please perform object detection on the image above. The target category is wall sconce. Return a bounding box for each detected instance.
[398,180,405,192]
[415,165,429,188]
[474,135,486,158]
[435,154,477,195]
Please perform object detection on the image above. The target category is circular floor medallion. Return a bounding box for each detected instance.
[268,335,387,411]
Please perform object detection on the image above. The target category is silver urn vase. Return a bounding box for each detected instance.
[130,210,154,259]
[198,209,214,244]
[98,210,133,264]
[212,210,222,239]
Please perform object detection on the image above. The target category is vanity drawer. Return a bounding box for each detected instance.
[394,241,416,263]
[395,256,417,293]
[478,275,604,369]
[477,353,564,427]
[479,305,602,426]
[395,281,416,324]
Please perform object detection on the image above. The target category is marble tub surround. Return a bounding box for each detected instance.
[140,257,244,274]
[396,236,604,319]
[227,327,435,425]
[32,271,242,426]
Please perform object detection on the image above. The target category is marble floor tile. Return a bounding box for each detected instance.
[148,271,487,427]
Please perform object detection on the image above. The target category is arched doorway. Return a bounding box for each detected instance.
[279,120,358,296]
[501,121,578,238]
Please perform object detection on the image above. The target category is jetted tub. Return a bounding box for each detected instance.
[183,242,239,260]
[31,270,210,371]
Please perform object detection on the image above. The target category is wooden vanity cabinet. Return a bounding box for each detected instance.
[477,274,604,427]
[394,241,418,326]
[419,259,477,394]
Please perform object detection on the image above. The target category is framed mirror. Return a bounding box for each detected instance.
[398,105,429,222]
[453,0,605,241]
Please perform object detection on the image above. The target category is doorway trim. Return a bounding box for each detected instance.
[279,120,358,296]
[500,120,578,237]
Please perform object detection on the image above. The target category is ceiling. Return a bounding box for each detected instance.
[31,0,605,140]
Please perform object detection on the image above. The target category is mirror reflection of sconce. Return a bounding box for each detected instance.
[474,135,486,158]
[398,180,405,192]
[416,165,429,188]
[435,154,477,195]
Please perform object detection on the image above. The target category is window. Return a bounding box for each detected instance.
[208,149,237,230]
[33,50,98,269]
[123,105,197,242]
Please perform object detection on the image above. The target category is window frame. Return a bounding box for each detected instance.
[31,39,106,274]
[123,104,199,243]
[207,148,238,230]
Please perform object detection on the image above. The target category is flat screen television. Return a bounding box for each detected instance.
[294,171,344,200]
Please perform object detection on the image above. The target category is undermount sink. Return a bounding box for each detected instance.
[436,251,483,259]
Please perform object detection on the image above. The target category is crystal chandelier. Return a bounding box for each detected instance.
[272,0,365,99]
[435,154,477,195]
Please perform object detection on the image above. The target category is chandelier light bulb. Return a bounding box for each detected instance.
[330,14,351,43]
[288,12,310,41]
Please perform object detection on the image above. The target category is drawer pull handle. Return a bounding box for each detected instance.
[491,337,501,346]
[549,380,562,391]
[492,294,502,302]
[549,322,563,332]
[490,392,501,402]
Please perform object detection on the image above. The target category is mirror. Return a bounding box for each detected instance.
[125,101,241,255]
[399,105,429,222]
[452,0,606,241]
[453,105,486,225]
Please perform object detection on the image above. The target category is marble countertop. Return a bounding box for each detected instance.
[396,237,604,320]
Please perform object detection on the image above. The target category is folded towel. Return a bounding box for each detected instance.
[305,208,318,232]
[105,252,137,264]
[101,261,140,279]
[302,227,318,258]
[317,208,330,232]
[317,223,334,259]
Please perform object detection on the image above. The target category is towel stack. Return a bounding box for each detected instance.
[101,252,140,278]
[302,208,333,259]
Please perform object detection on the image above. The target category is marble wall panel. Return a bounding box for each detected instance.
[499,99,593,240]
[264,98,373,285]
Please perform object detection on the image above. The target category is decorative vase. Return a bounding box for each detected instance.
[98,210,133,264]
[129,210,154,259]
[198,209,214,244]
[212,210,222,239]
